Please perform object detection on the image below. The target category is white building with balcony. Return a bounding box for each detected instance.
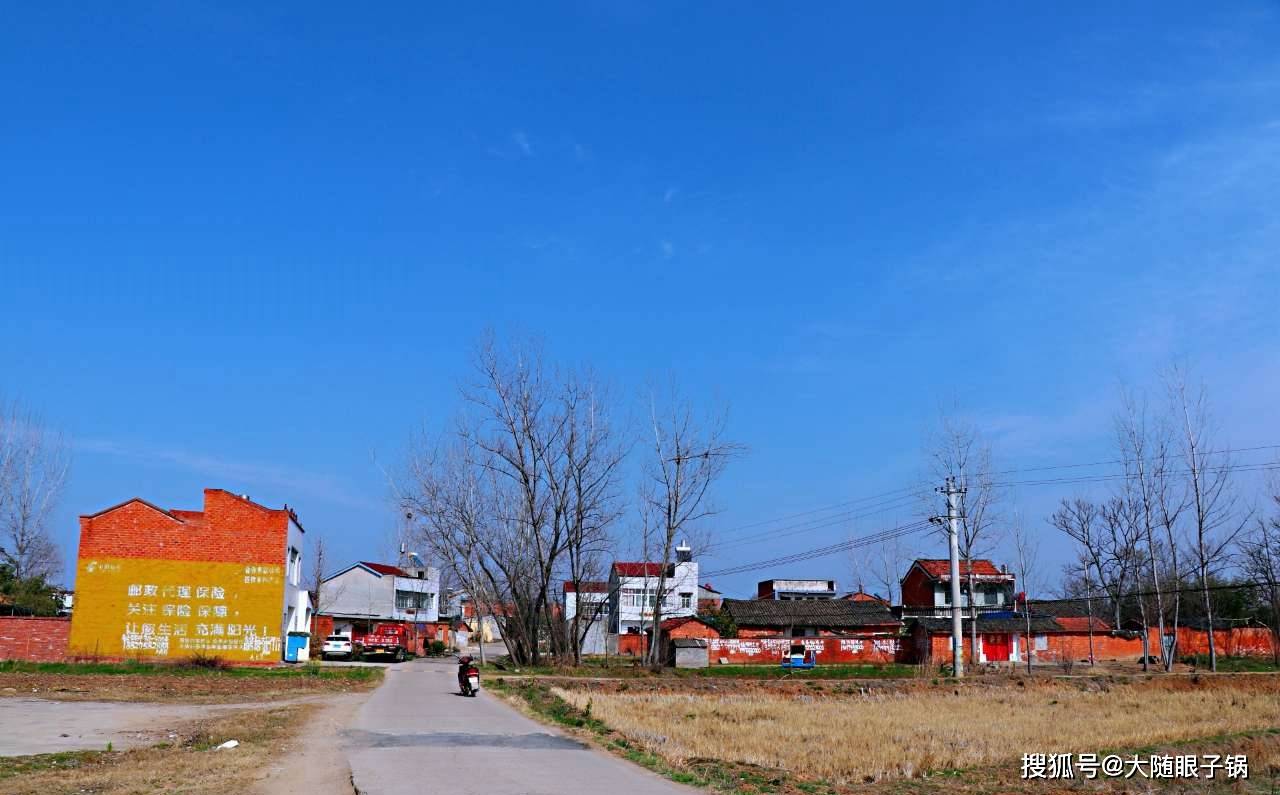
[608,543,699,637]
[317,560,440,637]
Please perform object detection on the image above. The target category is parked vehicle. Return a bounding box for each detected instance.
[322,634,358,660]
[358,623,410,662]
[457,655,480,696]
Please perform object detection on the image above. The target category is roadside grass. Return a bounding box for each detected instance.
[0,660,382,703]
[1181,655,1280,673]
[0,704,307,794]
[547,676,1280,790]
[479,659,915,680]
[0,659,381,680]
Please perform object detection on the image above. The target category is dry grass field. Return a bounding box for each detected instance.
[554,676,1280,785]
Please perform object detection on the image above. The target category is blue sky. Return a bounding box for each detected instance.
[3,3,1278,596]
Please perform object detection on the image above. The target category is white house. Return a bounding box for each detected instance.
[608,542,699,637]
[317,561,440,638]
[282,516,312,661]
[563,580,610,655]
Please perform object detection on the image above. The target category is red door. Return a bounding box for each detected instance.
[984,634,1011,662]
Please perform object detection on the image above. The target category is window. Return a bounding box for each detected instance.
[395,590,432,610]
[983,589,998,606]
[1034,635,1048,651]
[287,547,301,585]
[622,589,658,608]
[679,593,692,609]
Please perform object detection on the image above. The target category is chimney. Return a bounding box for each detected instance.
[675,540,692,563]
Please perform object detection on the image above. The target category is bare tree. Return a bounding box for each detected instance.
[1240,482,1280,667]
[0,402,69,582]
[927,415,1000,665]
[640,388,740,667]
[402,338,627,667]
[1168,366,1247,672]
[1011,513,1038,674]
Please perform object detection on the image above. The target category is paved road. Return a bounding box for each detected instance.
[344,657,695,795]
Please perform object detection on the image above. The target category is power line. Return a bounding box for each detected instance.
[717,491,928,551]
[705,519,933,578]
[985,443,1280,477]
[715,483,929,537]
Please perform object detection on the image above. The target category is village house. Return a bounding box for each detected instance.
[562,580,610,655]
[69,489,312,664]
[721,597,900,638]
[900,558,1016,616]
[608,542,699,655]
[756,578,837,600]
[697,582,723,611]
[313,560,443,655]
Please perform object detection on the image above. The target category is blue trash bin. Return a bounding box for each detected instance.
[285,632,309,663]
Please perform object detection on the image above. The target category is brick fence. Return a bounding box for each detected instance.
[0,616,70,662]
[708,635,901,665]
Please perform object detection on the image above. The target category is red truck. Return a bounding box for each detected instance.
[355,623,411,662]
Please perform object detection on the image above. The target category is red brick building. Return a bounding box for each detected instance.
[69,489,311,664]
[900,559,1016,614]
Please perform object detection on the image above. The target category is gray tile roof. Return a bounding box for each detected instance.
[721,598,900,629]
[910,615,1064,633]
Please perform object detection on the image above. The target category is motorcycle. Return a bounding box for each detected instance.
[457,655,480,697]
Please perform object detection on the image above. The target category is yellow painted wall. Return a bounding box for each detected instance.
[69,557,286,662]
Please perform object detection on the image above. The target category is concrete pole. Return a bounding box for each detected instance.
[946,476,965,678]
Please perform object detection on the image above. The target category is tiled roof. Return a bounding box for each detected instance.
[361,562,409,577]
[910,615,1064,634]
[721,598,900,629]
[659,615,716,631]
[1054,616,1112,632]
[913,559,1008,579]
[564,580,609,593]
[613,562,674,577]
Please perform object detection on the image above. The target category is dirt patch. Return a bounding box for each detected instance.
[0,668,381,704]
[249,692,367,795]
[0,704,316,795]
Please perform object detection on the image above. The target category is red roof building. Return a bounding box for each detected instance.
[900,558,1015,614]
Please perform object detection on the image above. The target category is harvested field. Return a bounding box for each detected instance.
[0,704,310,795]
[553,675,1280,785]
[0,661,382,703]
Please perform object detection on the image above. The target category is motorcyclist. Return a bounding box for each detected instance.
[457,655,477,694]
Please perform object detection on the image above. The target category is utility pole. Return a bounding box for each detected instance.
[942,476,966,678]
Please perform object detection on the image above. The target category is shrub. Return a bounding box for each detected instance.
[182,652,230,670]
[429,640,447,656]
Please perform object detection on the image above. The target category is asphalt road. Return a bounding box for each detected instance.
[344,656,695,795]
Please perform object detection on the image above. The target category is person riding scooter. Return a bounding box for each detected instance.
[457,655,480,696]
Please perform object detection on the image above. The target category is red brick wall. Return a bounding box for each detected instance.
[78,490,287,565]
[900,567,935,608]
[708,635,902,665]
[0,617,70,662]
[617,633,648,657]
[1174,627,1276,658]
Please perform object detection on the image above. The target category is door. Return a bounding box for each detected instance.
[984,633,1011,662]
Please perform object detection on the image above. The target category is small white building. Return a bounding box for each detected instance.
[317,561,440,637]
[608,542,699,638]
[563,580,610,655]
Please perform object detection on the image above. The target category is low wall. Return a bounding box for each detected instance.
[1174,626,1276,658]
[708,635,901,665]
[0,616,70,662]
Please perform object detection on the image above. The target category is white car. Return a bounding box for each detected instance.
[322,635,356,660]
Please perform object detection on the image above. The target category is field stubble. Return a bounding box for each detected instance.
[554,675,1280,784]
